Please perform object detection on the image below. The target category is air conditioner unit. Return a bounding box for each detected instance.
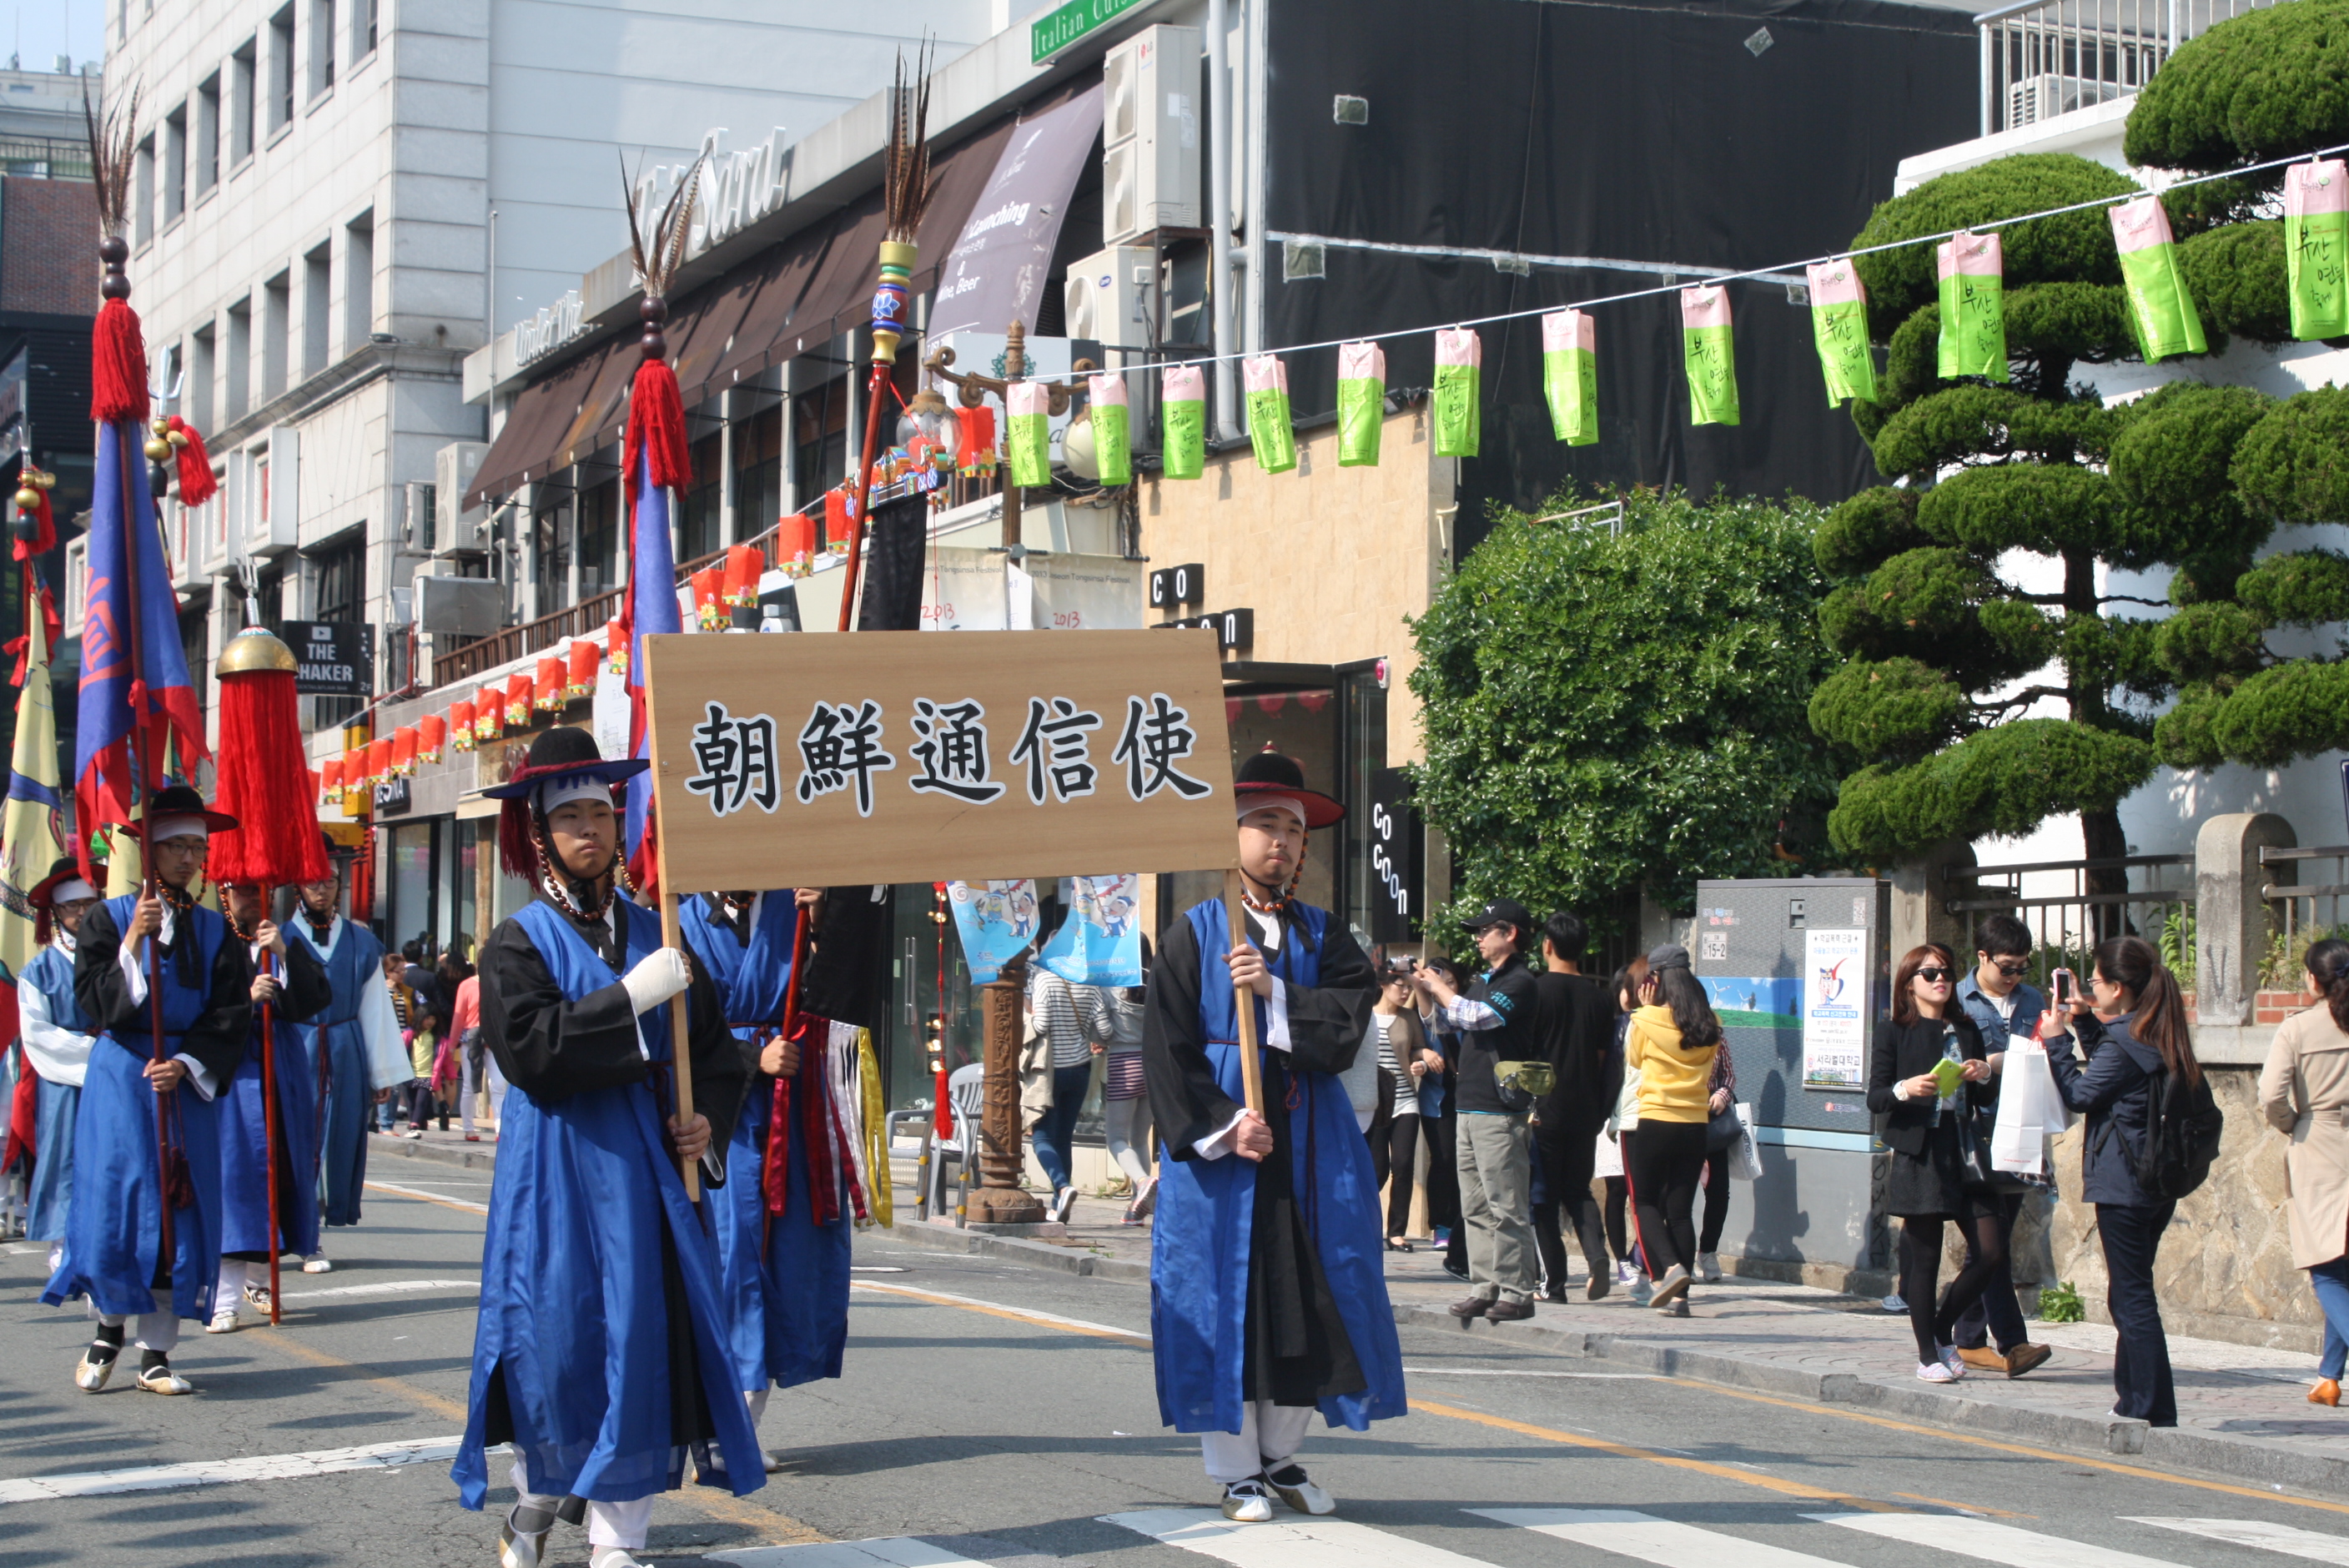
[415,573,504,638]
[243,427,298,556]
[434,441,489,555]
[1102,25,1200,244]
[1064,245,1155,346]
[2007,73,2125,127]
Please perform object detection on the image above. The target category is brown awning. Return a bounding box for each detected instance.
[465,347,608,510]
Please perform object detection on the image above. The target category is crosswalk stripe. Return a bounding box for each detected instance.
[1104,1507,1497,1567]
[1813,1511,2191,1568]
[1473,1507,1854,1566]
[282,1278,480,1301]
[0,1436,460,1505]
[2128,1519,2349,1563]
[707,1540,992,1567]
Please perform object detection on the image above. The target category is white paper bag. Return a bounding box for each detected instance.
[1991,1040,2056,1175]
[1728,1103,1763,1182]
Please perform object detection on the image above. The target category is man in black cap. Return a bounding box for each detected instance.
[1413,897,1542,1320]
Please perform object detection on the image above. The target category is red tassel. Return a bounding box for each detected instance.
[621,358,691,495]
[498,797,538,879]
[90,298,149,425]
[933,1064,953,1140]
[168,417,218,507]
[208,666,331,887]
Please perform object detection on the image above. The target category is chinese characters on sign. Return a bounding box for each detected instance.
[795,700,895,816]
[683,701,780,816]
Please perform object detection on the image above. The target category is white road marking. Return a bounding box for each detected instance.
[1815,1512,2191,1568]
[362,1179,490,1214]
[281,1278,480,1301]
[1406,1368,1657,1379]
[849,1280,1150,1343]
[6,1243,50,1256]
[0,1436,461,1505]
[2129,1519,2349,1563]
[1104,1507,1498,1567]
[708,1540,994,1566]
[1475,1508,1852,1566]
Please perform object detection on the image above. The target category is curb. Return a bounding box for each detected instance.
[371,1137,498,1174]
[879,1219,1149,1284]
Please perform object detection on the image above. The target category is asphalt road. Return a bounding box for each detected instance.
[8,1162,2349,1568]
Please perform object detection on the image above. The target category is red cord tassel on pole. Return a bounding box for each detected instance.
[620,357,690,540]
[90,297,149,425]
[167,416,218,507]
[209,632,330,888]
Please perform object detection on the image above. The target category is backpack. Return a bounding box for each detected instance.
[2130,1063,2225,1202]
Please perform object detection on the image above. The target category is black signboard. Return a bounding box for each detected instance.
[374,776,411,817]
[284,620,373,697]
[1149,563,1205,610]
[1367,766,1421,943]
[1153,606,1252,651]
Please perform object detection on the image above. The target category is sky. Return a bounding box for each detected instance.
[6,2,102,74]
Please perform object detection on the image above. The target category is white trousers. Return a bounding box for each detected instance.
[746,1385,768,1424]
[96,1292,180,1354]
[510,1451,655,1550]
[1103,1095,1154,1190]
[1200,1401,1316,1483]
[461,1048,507,1134]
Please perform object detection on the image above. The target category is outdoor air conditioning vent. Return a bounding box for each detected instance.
[2008,73,2126,127]
[1064,245,1155,343]
[1100,25,1200,244]
[434,441,490,555]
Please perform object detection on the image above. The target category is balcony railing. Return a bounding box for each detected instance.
[1943,852,2196,974]
[1978,0,2282,136]
[2261,843,2348,987]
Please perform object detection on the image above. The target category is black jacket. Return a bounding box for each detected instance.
[1865,1013,1988,1158]
[1532,970,1620,1141]
[2045,1012,2166,1208]
[1453,953,1541,1114]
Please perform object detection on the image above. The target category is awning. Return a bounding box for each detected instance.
[466,348,605,509]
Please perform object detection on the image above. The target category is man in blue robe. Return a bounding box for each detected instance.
[1142,750,1404,1522]
[455,725,760,1568]
[206,879,330,1330]
[18,857,102,1274]
[45,786,252,1395]
[678,885,853,1451]
[284,848,406,1269]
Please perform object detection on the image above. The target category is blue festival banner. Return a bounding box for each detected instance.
[1037,873,1142,988]
[946,878,1041,984]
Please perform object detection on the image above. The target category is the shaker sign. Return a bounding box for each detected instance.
[284,620,373,697]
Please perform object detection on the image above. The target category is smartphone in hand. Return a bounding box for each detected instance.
[2050,967,2075,1008]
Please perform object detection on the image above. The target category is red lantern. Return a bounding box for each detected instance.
[567,638,598,698]
[475,685,505,741]
[366,739,391,782]
[419,713,446,765]
[505,672,533,728]
[779,510,817,574]
[450,699,476,752]
[535,656,563,712]
[822,487,854,552]
[390,726,416,777]
[341,747,367,807]
[722,543,763,607]
[318,756,343,806]
[692,567,724,631]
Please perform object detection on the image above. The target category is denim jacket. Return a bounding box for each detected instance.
[1955,970,2045,1053]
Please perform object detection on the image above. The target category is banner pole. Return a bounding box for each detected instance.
[1222,869,1264,1118]
[641,641,699,1202]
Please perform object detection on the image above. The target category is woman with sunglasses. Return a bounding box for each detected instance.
[1371,964,1441,1249]
[1867,943,2002,1383]
[2040,934,2201,1426]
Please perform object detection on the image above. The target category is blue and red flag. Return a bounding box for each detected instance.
[73,299,208,883]
[617,352,690,894]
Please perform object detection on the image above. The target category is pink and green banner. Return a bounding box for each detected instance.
[1805,260,1876,406]
[1086,372,1130,485]
[2286,159,2349,341]
[1160,364,1205,480]
[1005,379,1053,487]
[1935,230,2007,382]
[2110,196,2207,361]
[1542,309,1597,445]
[1681,285,1739,426]
[1432,328,1481,457]
[1337,341,1386,468]
[1245,354,1296,475]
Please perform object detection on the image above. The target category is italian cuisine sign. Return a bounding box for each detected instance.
[643,630,1238,891]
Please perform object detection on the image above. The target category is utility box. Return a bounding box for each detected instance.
[1103,25,1200,242]
[1690,876,1892,1284]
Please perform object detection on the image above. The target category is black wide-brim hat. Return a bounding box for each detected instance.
[28,855,93,907]
[1232,746,1344,831]
[481,723,649,800]
[132,783,239,837]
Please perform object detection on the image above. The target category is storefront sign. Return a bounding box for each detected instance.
[928,86,1106,340]
[1366,766,1421,943]
[514,289,586,367]
[1031,0,1149,63]
[1801,926,1868,1088]
[284,620,374,697]
[1154,607,1252,651]
[1149,563,1205,610]
[373,776,412,817]
[643,628,1235,891]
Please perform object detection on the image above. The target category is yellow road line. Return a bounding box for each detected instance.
[849,1279,1151,1343]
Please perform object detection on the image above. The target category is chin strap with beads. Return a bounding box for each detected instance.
[528,813,625,923]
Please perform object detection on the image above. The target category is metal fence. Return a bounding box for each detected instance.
[0,135,91,180]
[1977,0,2283,136]
[2261,843,2348,988]
[1943,852,2196,980]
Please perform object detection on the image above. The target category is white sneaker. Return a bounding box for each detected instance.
[135,1361,193,1395]
[1881,1293,1908,1314]
[1051,1186,1079,1224]
[401,1128,423,1139]
[1265,1462,1336,1515]
[302,1252,332,1274]
[205,1305,240,1334]
[1220,1479,1275,1523]
[1698,1250,1723,1283]
[1614,1260,1638,1284]
[1917,1360,1959,1383]
[1938,1344,1968,1379]
[587,1550,645,1568]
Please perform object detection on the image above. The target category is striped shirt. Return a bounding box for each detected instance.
[1032,970,1110,1068]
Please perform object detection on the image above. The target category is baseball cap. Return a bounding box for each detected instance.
[1461,898,1533,935]
[1647,942,1693,972]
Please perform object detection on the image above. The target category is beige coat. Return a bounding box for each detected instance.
[2259,1003,2349,1269]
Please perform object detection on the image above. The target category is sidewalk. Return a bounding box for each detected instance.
[387,1131,2349,1498]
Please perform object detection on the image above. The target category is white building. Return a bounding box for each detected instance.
[97,0,996,741]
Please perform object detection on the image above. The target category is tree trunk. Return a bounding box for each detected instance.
[2062,545,2130,940]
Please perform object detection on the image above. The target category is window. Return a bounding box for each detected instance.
[576,482,616,599]
[225,299,251,420]
[264,271,290,401]
[357,0,376,57]
[681,431,722,565]
[793,374,848,531]
[302,243,330,378]
[162,105,186,222]
[309,0,334,97]
[133,135,153,247]
[345,213,373,349]
[231,42,256,163]
[195,74,220,193]
[733,401,783,545]
[189,325,215,433]
[269,6,295,132]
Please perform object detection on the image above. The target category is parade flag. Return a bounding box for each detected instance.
[419,713,445,765]
[1681,284,1740,426]
[0,609,65,983]
[1337,341,1386,467]
[1432,328,1481,458]
[944,879,1040,984]
[2110,196,2207,361]
[2286,159,2349,340]
[1542,310,1599,445]
[619,343,691,892]
[1806,261,1878,406]
[1004,379,1051,488]
[450,698,475,752]
[1244,354,1295,474]
[1936,231,2008,382]
[1087,373,1131,485]
[1161,364,1205,480]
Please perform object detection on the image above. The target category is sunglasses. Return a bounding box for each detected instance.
[1914,967,1953,983]
[1991,960,2030,977]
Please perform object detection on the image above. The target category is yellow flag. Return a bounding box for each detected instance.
[0,611,67,982]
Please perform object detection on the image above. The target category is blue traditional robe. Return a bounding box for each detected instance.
[217,938,329,1259]
[286,916,395,1228]
[1142,897,1405,1435]
[19,942,92,1241]
[455,889,762,1508]
[43,893,249,1321]
[678,891,851,1395]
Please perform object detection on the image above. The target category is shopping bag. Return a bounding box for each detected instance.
[1728,1103,1763,1182]
[1992,1039,2052,1174]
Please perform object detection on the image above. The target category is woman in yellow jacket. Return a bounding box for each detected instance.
[1623,942,1722,1313]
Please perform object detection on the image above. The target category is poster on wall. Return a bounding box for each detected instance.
[1037,873,1143,987]
[1802,926,1868,1088]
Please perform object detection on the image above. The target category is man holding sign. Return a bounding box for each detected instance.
[453,726,760,1568]
[1142,750,1404,1522]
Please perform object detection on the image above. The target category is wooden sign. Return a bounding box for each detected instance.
[641,629,1237,892]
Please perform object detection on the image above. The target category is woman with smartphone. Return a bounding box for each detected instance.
[2040,934,2200,1427]
[1867,943,2001,1382]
